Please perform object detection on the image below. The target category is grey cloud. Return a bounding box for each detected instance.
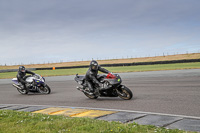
[0,0,200,65]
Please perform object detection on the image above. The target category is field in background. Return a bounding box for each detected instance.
[1,62,200,79]
[0,53,200,70]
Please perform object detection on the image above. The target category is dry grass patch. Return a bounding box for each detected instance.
[1,53,200,70]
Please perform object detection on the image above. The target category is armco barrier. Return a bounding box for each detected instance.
[0,69,18,73]
[0,68,36,73]
[100,59,200,67]
[36,65,89,70]
[1,59,200,73]
[35,58,200,70]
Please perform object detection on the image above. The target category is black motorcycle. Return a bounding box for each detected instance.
[74,73,132,100]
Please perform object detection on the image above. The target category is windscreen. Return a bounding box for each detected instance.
[34,74,41,79]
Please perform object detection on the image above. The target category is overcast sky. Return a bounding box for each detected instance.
[0,0,200,65]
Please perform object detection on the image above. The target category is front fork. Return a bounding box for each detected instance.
[116,85,126,96]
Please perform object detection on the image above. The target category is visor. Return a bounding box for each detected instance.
[92,65,98,70]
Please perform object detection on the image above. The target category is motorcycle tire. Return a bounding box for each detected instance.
[83,87,98,99]
[117,85,133,100]
[13,84,28,95]
[38,85,51,94]
[17,88,28,95]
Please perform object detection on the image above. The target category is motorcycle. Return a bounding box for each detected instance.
[74,73,133,100]
[12,74,51,95]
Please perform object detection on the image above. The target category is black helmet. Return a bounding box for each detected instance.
[90,60,98,70]
[19,66,26,73]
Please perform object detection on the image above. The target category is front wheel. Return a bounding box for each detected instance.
[38,85,51,94]
[116,85,133,100]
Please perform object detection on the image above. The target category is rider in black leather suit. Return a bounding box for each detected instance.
[17,66,35,90]
[85,60,111,92]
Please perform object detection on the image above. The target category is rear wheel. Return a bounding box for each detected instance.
[17,88,28,95]
[38,85,51,94]
[116,85,132,100]
[83,87,98,99]
[13,84,28,95]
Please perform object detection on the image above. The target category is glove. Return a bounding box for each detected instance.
[109,72,113,74]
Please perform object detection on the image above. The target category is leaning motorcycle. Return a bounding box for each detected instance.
[12,74,51,95]
[74,73,132,100]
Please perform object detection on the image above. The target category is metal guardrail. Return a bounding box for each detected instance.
[0,68,36,73]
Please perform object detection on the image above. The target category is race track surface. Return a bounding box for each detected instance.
[0,69,200,117]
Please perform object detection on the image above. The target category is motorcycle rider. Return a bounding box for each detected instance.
[17,66,35,90]
[85,60,111,93]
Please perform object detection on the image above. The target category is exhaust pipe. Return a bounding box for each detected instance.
[12,84,22,90]
[76,86,93,95]
[76,86,83,91]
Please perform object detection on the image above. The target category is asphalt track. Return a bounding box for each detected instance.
[0,69,200,117]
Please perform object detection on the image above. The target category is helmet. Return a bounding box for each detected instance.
[19,66,26,73]
[90,60,98,70]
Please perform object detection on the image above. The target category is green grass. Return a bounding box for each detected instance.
[1,62,200,79]
[107,62,200,73]
[0,110,194,133]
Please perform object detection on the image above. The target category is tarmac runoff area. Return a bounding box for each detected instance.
[1,69,200,132]
[1,104,200,132]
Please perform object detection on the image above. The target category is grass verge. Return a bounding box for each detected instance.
[0,110,194,133]
[0,62,200,79]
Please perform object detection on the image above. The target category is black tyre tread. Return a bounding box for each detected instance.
[84,92,98,99]
[17,88,28,95]
[118,86,133,100]
[38,85,51,94]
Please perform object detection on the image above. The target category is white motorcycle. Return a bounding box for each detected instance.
[12,74,51,95]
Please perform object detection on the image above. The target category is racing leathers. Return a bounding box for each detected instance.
[85,66,110,92]
[17,70,35,90]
